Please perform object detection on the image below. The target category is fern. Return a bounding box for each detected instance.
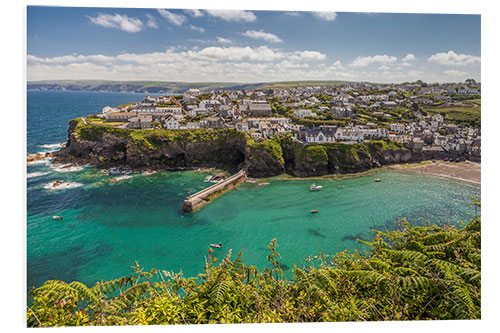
[69,281,100,304]
[209,279,234,305]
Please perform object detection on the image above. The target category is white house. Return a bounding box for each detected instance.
[236,121,249,132]
[101,106,115,118]
[186,122,200,129]
[164,116,179,129]
[294,109,316,118]
[389,123,406,133]
[304,127,339,143]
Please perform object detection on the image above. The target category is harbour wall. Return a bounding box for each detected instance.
[182,169,247,212]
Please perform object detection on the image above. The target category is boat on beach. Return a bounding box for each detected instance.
[310,183,323,191]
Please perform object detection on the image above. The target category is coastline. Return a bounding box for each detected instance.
[388,160,481,185]
[28,149,481,186]
[262,160,481,185]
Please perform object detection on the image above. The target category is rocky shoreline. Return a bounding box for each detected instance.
[41,120,479,179]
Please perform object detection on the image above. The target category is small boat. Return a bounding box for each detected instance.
[258,182,270,186]
[338,185,344,189]
[374,178,382,182]
[311,209,319,213]
[210,243,222,248]
[310,183,323,191]
[52,216,63,220]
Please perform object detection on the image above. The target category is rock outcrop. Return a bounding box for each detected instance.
[54,119,419,178]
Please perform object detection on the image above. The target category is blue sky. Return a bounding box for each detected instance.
[27,6,481,83]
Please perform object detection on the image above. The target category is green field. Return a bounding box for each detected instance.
[422,99,481,125]
[27,80,356,94]
[257,80,356,89]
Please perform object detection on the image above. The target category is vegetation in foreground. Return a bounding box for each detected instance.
[27,201,480,326]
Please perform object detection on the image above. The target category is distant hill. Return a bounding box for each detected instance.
[27,80,357,94]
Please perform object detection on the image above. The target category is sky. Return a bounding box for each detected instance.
[27,6,481,83]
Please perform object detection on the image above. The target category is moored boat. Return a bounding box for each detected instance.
[375,178,382,182]
[210,243,222,248]
[52,216,63,220]
[311,209,319,213]
[310,183,323,191]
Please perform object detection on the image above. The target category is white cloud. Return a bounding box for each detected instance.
[350,54,397,67]
[145,14,158,29]
[242,30,283,43]
[205,9,256,22]
[379,65,390,70]
[27,45,328,82]
[27,48,480,84]
[87,13,144,33]
[189,25,205,33]
[402,53,416,61]
[428,50,481,66]
[408,70,423,77]
[291,50,326,61]
[285,11,301,17]
[216,37,232,44]
[312,11,337,21]
[277,60,309,69]
[400,62,411,67]
[444,69,467,76]
[157,9,186,26]
[194,46,284,62]
[184,9,204,17]
[330,60,344,70]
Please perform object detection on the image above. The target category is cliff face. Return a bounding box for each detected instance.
[56,120,248,171]
[55,119,415,177]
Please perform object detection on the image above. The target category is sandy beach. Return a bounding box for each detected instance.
[390,160,481,185]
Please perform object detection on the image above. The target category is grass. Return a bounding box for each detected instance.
[422,100,481,123]
[258,80,355,89]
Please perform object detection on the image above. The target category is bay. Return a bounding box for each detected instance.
[27,90,480,290]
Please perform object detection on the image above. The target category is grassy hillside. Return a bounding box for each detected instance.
[422,99,481,125]
[258,80,355,89]
[27,80,356,94]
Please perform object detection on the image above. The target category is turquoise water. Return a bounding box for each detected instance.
[27,91,481,290]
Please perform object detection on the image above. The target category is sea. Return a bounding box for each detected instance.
[27,90,481,291]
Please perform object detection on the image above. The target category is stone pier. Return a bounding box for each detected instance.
[182,170,247,212]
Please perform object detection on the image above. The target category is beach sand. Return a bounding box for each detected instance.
[390,160,481,185]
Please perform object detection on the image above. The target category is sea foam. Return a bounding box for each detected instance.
[43,181,83,191]
[27,171,51,179]
[109,175,133,183]
[39,142,65,149]
[52,163,85,173]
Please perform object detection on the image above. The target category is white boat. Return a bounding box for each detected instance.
[210,243,222,248]
[310,183,323,191]
[52,216,63,220]
[375,178,382,182]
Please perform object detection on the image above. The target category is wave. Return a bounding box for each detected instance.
[43,180,83,191]
[51,163,85,173]
[109,175,133,183]
[204,175,223,183]
[27,157,53,166]
[27,171,51,179]
[38,142,65,149]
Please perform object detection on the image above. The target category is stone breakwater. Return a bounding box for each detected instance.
[182,170,247,212]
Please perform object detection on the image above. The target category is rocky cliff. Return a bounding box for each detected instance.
[54,119,416,177]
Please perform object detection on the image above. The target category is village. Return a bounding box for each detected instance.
[96,80,481,161]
